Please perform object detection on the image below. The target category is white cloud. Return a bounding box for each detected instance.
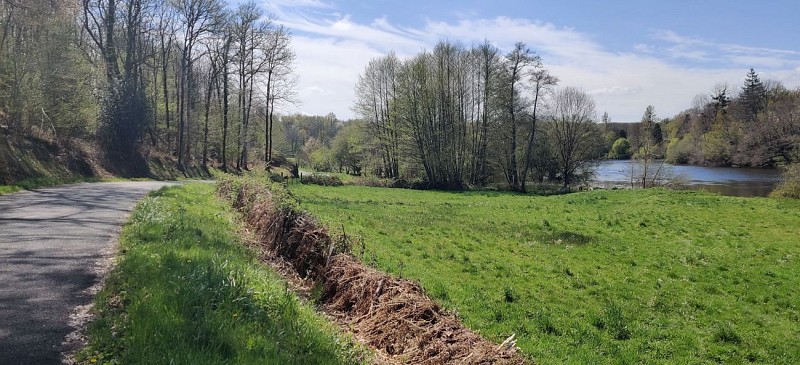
[263,3,800,122]
[652,29,800,69]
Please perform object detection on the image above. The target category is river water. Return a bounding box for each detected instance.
[592,160,783,197]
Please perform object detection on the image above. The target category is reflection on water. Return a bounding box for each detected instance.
[592,160,782,197]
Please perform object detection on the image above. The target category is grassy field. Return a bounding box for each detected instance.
[292,185,800,364]
[79,184,368,365]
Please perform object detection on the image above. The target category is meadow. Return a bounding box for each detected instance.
[79,184,368,365]
[291,185,800,364]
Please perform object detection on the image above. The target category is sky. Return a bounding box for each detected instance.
[256,0,800,122]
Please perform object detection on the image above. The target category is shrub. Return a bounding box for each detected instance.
[269,154,289,167]
[301,174,343,187]
[666,136,694,164]
[608,138,631,160]
[770,163,800,199]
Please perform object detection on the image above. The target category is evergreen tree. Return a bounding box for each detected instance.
[740,68,767,121]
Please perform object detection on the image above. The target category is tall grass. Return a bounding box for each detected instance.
[292,185,800,364]
[78,184,369,365]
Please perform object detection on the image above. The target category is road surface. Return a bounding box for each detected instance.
[0,181,175,364]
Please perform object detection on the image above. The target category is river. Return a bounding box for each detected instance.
[592,160,783,197]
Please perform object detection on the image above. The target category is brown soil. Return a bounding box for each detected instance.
[222,179,528,364]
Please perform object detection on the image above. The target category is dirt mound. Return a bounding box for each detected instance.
[220,177,528,364]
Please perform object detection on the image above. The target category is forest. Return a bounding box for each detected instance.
[1,0,294,177]
[1,0,799,193]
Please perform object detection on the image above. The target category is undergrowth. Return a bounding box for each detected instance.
[77,183,369,365]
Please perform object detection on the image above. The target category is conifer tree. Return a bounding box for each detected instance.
[740,68,767,122]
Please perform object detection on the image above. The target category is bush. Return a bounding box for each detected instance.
[269,154,289,167]
[666,136,694,164]
[301,174,343,187]
[770,163,800,198]
[608,138,631,160]
[269,172,286,183]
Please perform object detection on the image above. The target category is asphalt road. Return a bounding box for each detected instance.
[0,181,175,364]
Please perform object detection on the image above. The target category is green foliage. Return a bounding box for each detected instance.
[301,173,343,187]
[293,185,800,364]
[701,127,732,166]
[608,137,631,159]
[301,137,336,172]
[78,184,368,365]
[0,185,21,195]
[0,3,97,137]
[770,163,800,198]
[97,81,150,172]
[330,122,368,176]
[741,68,767,120]
[665,135,695,164]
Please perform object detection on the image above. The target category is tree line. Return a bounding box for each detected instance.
[607,69,800,168]
[349,41,606,191]
[0,0,295,174]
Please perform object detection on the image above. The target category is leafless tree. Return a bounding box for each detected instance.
[171,0,222,167]
[494,42,540,191]
[260,24,294,165]
[354,53,401,178]
[546,87,603,188]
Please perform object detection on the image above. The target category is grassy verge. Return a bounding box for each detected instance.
[292,185,800,364]
[0,176,157,196]
[77,183,369,365]
[0,176,104,195]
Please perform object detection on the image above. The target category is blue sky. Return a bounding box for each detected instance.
[258,0,800,122]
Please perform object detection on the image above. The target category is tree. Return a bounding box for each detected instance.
[331,120,367,175]
[630,106,674,188]
[741,68,767,122]
[230,2,266,170]
[82,0,152,167]
[518,67,558,191]
[495,42,540,191]
[354,53,401,178]
[262,24,295,165]
[467,41,501,186]
[546,87,603,188]
[609,138,631,159]
[172,0,222,168]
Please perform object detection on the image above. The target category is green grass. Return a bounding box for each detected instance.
[0,176,159,196]
[291,185,800,364]
[79,183,369,365]
[0,176,106,195]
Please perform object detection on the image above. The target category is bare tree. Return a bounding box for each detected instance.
[518,67,558,191]
[546,87,603,188]
[232,1,269,170]
[261,24,295,165]
[495,42,540,191]
[354,53,401,178]
[467,41,500,186]
[630,106,669,188]
[171,0,222,168]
